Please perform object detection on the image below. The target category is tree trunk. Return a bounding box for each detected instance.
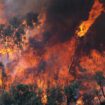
[97,95,101,104]
[96,91,102,105]
[101,86,105,98]
[67,96,70,105]
[69,37,80,79]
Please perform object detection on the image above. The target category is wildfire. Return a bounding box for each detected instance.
[0,70,2,87]
[0,48,14,55]
[80,50,105,72]
[76,0,104,37]
[76,97,84,105]
[0,0,104,104]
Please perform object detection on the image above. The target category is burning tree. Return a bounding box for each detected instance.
[82,92,95,105]
[0,0,104,105]
[47,86,64,105]
[11,84,42,105]
[94,71,105,98]
[64,81,80,105]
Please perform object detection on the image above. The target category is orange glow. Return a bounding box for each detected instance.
[80,50,105,72]
[0,1,104,105]
[41,92,47,105]
[76,0,104,37]
[0,48,14,55]
[76,97,84,105]
[0,70,2,87]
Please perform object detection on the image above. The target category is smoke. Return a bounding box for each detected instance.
[2,0,105,54]
[44,0,94,44]
[0,0,105,90]
[4,0,47,17]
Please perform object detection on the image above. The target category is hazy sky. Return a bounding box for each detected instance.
[4,0,47,16]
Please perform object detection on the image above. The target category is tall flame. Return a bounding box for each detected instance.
[76,0,104,37]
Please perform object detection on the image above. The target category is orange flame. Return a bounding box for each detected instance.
[76,97,84,105]
[76,0,104,37]
[0,70,2,87]
[80,50,105,72]
[0,2,104,105]
[0,48,14,55]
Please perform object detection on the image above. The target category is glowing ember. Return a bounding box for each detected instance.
[41,92,47,105]
[76,0,104,37]
[0,48,14,55]
[0,71,2,87]
[76,97,84,105]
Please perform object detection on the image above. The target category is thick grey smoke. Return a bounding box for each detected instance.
[4,0,47,17]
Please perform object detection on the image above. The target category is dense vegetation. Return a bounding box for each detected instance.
[0,71,105,105]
